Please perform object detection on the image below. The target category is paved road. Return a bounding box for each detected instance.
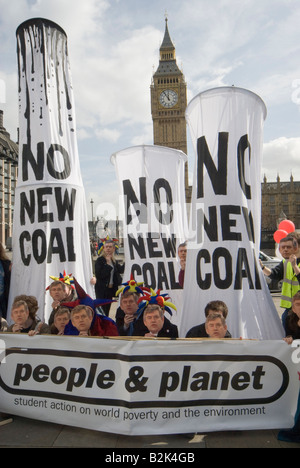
[0,414,298,448]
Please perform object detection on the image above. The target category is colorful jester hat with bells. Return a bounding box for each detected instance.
[116,274,149,297]
[137,289,177,318]
[45,271,75,290]
[97,235,119,255]
[62,278,118,336]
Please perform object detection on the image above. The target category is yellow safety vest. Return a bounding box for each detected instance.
[281,259,300,308]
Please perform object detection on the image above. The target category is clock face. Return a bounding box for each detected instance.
[159,89,178,108]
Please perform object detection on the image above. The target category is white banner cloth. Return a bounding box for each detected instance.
[0,334,298,435]
[181,87,284,340]
[9,18,93,322]
[111,145,188,326]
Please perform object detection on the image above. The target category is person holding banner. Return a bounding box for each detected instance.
[0,243,11,320]
[13,294,39,320]
[142,304,178,338]
[7,300,50,335]
[65,304,119,337]
[12,294,47,335]
[281,232,300,328]
[186,300,232,338]
[278,291,300,443]
[283,292,300,343]
[260,235,300,327]
[178,242,187,288]
[115,292,140,336]
[115,276,149,336]
[51,308,71,335]
[61,278,119,337]
[131,289,178,337]
[205,313,229,339]
[91,240,124,316]
[47,280,70,326]
[70,305,95,336]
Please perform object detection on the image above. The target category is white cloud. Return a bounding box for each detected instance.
[77,128,92,141]
[72,25,159,130]
[95,128,121,143]
[175,0,300,111]
[262,137,300,181]
[254,73,298,108]
[0,1,159,148]
[131,124,153,147]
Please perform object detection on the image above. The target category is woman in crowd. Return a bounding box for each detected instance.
[91,240,123,316]
[0,243,11,320]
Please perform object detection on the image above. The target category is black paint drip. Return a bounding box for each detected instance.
[16,18,73,152]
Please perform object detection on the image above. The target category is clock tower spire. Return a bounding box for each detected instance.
[150,18,189,193]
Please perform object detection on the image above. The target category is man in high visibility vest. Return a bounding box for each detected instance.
[260,235,300,325]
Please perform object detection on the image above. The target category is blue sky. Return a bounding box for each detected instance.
[1,0,300,223]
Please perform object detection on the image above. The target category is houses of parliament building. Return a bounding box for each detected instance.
[0,18,299,251]
[260,174,300,250]
[0,110,18,247]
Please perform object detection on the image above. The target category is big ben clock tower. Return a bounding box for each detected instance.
[151,17,189,193]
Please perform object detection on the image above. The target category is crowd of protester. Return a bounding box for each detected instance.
[1,234,300,442]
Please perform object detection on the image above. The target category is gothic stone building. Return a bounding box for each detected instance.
[261,174,300,251]
[0,110,18,246]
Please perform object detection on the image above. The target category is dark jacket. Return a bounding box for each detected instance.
[132,315,178,338]
[94,256,123,298]
[116,307,178,338]
[0,259,11,319]
[284,311,300,340]
[269,258,300,282]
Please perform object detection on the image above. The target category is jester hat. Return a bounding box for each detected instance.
[116,274,149,297]
[136,288,177,318]
[46,271,74,290]
[61,277,115,311]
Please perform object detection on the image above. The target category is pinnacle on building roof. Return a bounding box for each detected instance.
[153,18,182,77]
[160,17,175,51]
